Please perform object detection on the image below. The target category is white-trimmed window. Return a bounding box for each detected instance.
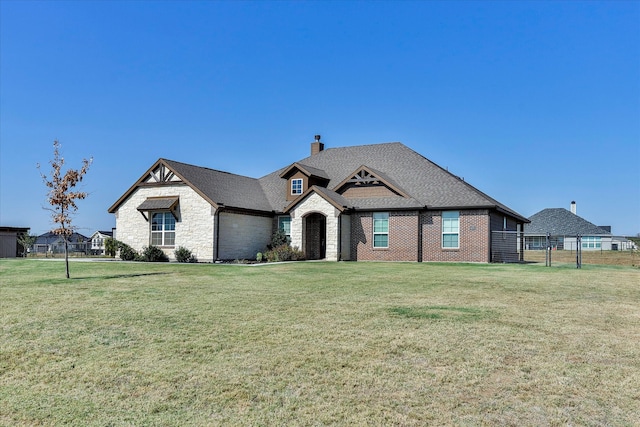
[278,216,291,238]
[151,212,176,246]
[581,236,601,249]
[373,212,389,248]
[442,211,459,248]
[291,178,303,195]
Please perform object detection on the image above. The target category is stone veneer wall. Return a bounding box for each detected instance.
[290,193,341,261]
[421,209,490,262]
[217,211,272,260]
[113,185,215,262]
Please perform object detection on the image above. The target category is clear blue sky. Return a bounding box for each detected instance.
[1,0,639,237]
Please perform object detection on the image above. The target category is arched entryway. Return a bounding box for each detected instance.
[304,212,326,260]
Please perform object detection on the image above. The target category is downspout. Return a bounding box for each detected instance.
[337,212,341,261]
[215,207,221,262]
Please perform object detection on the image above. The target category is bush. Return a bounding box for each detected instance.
[118,242,138,261]
[264,244,305,262]
[175,246,197,263]
[256,252,263,262]
[269,229,290,248]
[140,245,169,262]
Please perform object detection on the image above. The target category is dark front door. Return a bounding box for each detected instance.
[304,213,326,260]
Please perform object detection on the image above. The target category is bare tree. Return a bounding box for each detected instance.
[38,140,92,278]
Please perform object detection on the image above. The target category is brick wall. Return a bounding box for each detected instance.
[350,211,420,261]
[421,209,490,262]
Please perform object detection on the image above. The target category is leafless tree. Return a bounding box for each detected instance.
[38,140,92,278]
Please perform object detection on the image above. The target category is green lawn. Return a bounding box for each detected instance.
[1,259,639,426]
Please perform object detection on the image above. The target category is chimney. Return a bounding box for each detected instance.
[570,201,577,215]
[311,134,324,155]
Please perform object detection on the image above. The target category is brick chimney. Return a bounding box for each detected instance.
[311,134,324,155]
[570,201,576,215]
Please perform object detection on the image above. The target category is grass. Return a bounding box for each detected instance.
[1,259,639,426]
[524,249,639,267]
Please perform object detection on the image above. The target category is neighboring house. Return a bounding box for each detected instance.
[108,137,529,263]
[33,231,90,254]
[523,202,613,251]
[90,230,114,255]
[0,227,30,258]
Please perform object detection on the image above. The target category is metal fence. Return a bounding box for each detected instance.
[492,231,639,267]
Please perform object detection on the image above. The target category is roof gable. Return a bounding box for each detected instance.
[279,162,330,181]
[332,165,411,198]
[109,158,273,213]
[283,185,352,213]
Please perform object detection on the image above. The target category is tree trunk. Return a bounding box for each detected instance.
[64,238,70,279]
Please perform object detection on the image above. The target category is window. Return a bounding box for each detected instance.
[373,212,389,248]
[151,212,176,246]
[581,236,601,249]
[442,211,459,248]
[291,178,303,195]
[278,216,291,237]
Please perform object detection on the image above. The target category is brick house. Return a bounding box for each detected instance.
[108,137,529,262]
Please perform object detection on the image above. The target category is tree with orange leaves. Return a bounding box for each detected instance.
[38,140,93,278]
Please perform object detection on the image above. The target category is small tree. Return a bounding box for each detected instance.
[104,237,118,257]
[16,233,36,257]
[38,140,92,278]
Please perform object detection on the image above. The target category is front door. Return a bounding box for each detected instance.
[304,213,326,260]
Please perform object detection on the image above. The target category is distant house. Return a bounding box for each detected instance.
[524,202,613,251]
[0,227,30,258]
[90,230,114,255]
[33,231,90,254]
[109,137,529,263]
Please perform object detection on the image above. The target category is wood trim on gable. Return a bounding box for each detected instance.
[333,165,412,199]
[108,159,220,213]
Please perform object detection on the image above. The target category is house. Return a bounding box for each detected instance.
[90,230,114,255]
[108,137,529,263]
[0,226,30,258]
[33,231,90,254]
[523,202,613,250]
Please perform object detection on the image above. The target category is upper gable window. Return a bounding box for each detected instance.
[291,178,303,195]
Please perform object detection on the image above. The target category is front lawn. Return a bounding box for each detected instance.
[1,260,638,425]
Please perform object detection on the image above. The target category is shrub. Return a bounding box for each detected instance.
[269,229,290,249]
[140,245,169,262]
[264,244,305,262]
[256,252,263,262]
[118,242,138,261]
[175,246,198,263]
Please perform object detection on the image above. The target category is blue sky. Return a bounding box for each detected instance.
[1,0,638,237]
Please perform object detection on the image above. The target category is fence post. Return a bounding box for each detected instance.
[546,232,551,267]
[576,234,582,269]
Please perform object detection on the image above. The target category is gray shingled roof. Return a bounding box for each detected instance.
[260,142,527,220]
[524,208,611,236]
[113,143,527,221]
[163,159,273,212]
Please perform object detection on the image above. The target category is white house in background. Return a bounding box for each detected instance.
[90,230,114,255]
